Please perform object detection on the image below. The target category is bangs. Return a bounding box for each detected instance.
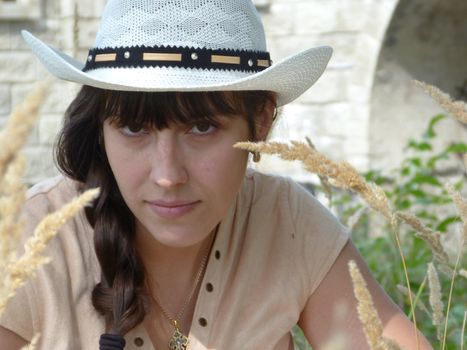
[99,90,253,129]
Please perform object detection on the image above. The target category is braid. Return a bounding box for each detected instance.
[86,161,149,336]
[55,86,149,342]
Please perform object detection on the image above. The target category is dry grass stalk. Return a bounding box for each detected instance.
[427,263,445,342]
[0,82,48,179]
[305,137,333,205]
[235,141,395,224]
[0,154,27,263]
[395,212,450,265]
[347,206,368,232]
[0,83,48,267]
[461,311,466,350]
[20,333,40,350]
[381,338,406,350]
[445,184,467,239]
[0,188,100,315]
[348,260,383,349]
[414,80,467,124]
[441,184,467,350]
[348,260,404,350]
[396,284,430,317]
[73,3,79,57]
[0,82,48,318]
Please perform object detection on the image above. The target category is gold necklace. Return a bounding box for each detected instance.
[147,235,214,350]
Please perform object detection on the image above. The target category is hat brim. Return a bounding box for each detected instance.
[22,30,332,106]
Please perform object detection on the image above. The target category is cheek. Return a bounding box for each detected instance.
[195,146,248,194]
[104,138,147,192]
[194,128,249,189]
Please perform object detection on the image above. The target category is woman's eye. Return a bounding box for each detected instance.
[120,125,147,137]
[189,123,216,135]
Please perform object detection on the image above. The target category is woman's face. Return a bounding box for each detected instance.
[103,115,251,248]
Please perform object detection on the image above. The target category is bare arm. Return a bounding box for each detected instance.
[298,240,434,350]
[0,326,28,350]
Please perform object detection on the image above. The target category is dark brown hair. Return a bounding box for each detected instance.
[55,85,275,336]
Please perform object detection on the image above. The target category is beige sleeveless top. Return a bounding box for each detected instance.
[0,170,349,350]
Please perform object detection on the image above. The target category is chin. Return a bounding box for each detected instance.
[152,229,206,248]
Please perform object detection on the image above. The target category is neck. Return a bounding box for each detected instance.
[135,225,215,290]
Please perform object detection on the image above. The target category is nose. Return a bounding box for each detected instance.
[149,134,188,188]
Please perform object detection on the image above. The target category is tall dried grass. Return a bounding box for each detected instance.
[348,260,404,350]
[397,284,430,317]
[427,263,444,342]
[395,212,450,271]
[461,311,466,350]
[0,82,48,179]
[1,187,100,314]
[236,141,395,224]
[414,81,467,124]
[415,83,467,349]
[0,84,100,349]
[441,184,466,350]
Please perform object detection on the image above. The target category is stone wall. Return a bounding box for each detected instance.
[254,0,400,181]
[0,0,105,183]
[0,0,464,184]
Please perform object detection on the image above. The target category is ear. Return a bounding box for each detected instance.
[255,97,276,141]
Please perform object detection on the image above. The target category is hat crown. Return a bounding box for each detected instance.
[93,0,267,51]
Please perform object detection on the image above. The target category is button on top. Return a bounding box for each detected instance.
[134,337,144,347]
[206,283,214,292]
[198,317,208,327]
[215,250,221,260]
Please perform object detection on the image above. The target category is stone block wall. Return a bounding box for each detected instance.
[5,0,458,185]
[254,0,399,181]
[0,0,105,184]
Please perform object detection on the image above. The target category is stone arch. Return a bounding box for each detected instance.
[345,0,400,170]
[368,0,467,170]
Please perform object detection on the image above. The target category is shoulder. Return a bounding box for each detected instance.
[243,168,299,202]
[24,175,81,221]
[244,170,350,292]
[22,175,98,281]
[26,175,80,206]
[19,175,90,251]
[240,169,348,242]
[244,169,332,221]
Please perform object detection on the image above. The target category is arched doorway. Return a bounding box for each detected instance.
[369,0,467,170]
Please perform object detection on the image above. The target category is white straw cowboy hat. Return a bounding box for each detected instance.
[21,0,332,107]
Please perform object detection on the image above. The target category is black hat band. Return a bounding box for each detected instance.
[83,45,271,73]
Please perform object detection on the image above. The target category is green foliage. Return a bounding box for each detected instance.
[293,115,466,349]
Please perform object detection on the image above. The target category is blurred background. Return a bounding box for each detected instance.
[0,0,466,184]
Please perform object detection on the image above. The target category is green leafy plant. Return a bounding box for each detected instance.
[332,115,466,349]
[286,114,466,349]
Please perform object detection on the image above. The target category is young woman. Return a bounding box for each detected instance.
[0,0,433,349]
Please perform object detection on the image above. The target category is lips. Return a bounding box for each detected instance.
[146,199,200,219]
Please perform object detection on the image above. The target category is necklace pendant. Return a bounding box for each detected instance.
[168,327,189,350]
